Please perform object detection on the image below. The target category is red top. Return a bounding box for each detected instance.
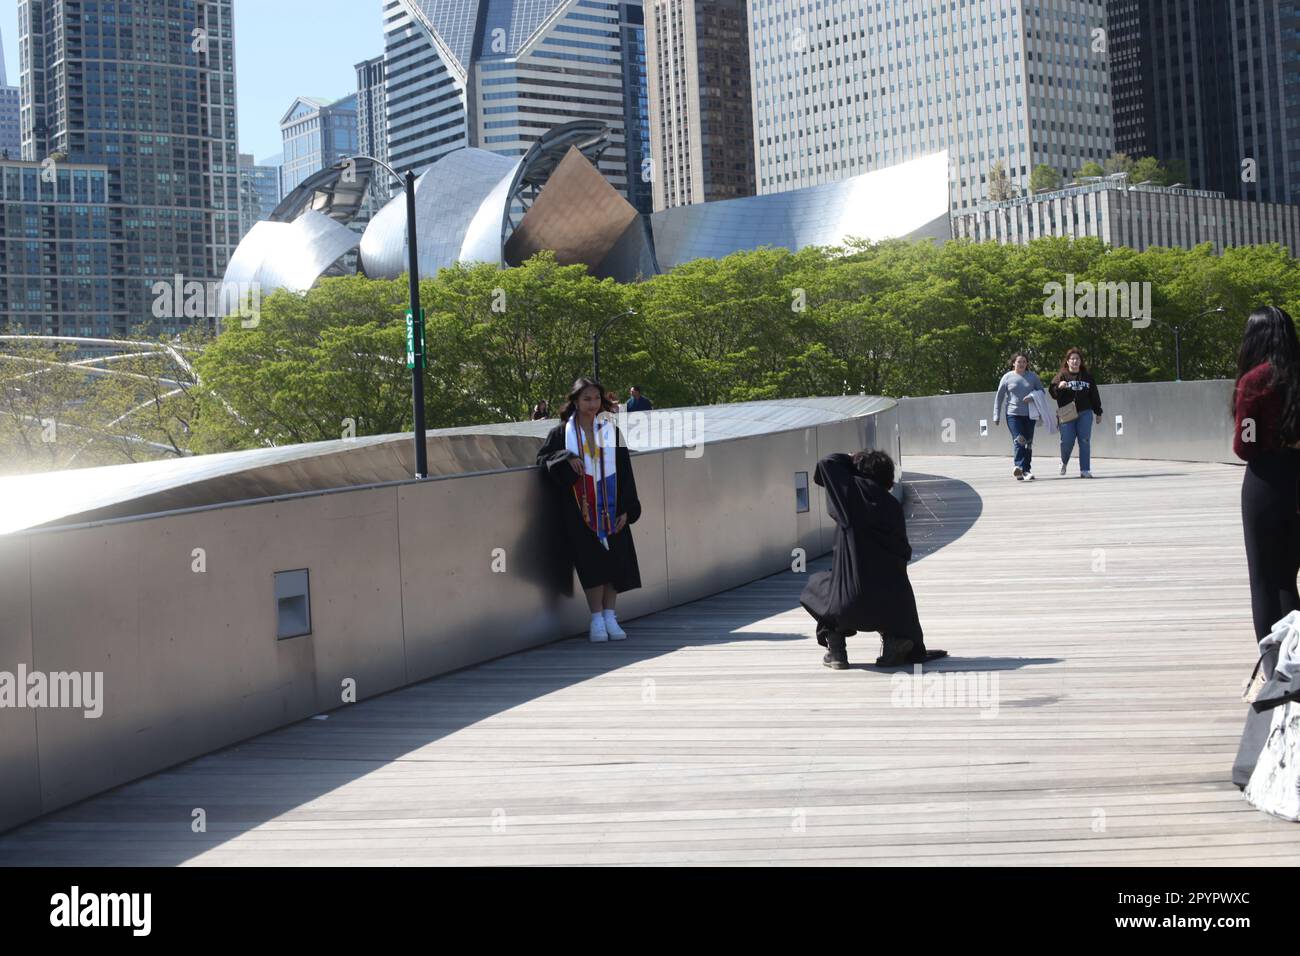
[1234,362,1284,461]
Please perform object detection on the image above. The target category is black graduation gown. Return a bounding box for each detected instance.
[799,453,924,642]
[537,423,642,593]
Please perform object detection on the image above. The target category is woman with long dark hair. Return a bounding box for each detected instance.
[536,378,642,642]
[1049,347,1104,478]
[1231,306,1300,787]
[1234,306,1300,641]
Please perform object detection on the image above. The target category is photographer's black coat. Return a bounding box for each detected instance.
[800,453,923,641]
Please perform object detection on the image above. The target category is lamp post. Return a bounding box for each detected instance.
[334,156,427,478]
[1171,307,1228,382]
[592,309,636,387]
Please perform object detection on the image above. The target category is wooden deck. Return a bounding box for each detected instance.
[4,454,1299,866]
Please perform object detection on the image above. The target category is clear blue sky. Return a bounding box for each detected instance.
[0,0,385,164]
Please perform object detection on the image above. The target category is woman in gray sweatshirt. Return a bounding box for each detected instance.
[992,353,1045,480]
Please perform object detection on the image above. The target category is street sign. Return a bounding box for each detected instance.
[405,309,426,370]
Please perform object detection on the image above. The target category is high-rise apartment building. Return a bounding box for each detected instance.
[644,0,755,211]
[279,95,360,197]
[237,153,282,240]
[0,29,20,158]
[747,0,1115,211]
[356,56,389,167]
[380,0,651,211]
[18,0,240,334]
[0,159,120,333]
[356,55,391,204]
[1105,0,1300,205]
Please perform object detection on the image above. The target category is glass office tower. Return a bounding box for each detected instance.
[644,0,755,212]
[381,0,649,208]
[747,0,1115,212]
[18,0,240,333]
[1105,0,1300,204]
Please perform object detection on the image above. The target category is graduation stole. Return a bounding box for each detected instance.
[565,414,618,549]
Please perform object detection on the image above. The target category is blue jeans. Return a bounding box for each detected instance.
[1059,410,1094,472]
[1006,414,1035,471]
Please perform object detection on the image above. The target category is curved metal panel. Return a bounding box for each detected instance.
[257,211,361,293]
[359,148,517,278]
[461,158,523,265]
[270,157,378,225]
[357,184,410,279]
[0,396,898,534]
[503,146,638,267]
[651,151,952,270]
[222,219,289,288]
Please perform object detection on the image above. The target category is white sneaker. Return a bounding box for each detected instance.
[589,615,609,642]
[1059,462,1067,476]
[1023,471,1035,481]
[1081,470,1093,479]
[603,611,627,641]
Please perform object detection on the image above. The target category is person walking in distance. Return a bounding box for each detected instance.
[1050,347,1104,478]
[626,386,653,412]
[993,353,1046,480]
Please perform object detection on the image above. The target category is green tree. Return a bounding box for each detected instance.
[191,275,415,450]
[0,334,92,474]
[987,160,1014,201]
[635,245,826,405]
[1030,164,1063,192]
[1076,160,1105,178]
[1104,152,1135,175]
[1129,156,1166,186]
[429,252,631,420]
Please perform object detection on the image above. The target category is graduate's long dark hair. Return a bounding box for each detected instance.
[558,378,614,422]
[1235,306,1300,444]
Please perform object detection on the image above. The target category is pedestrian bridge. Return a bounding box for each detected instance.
[3,453,1296,866]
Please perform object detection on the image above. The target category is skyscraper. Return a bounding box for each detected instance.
[1105,0,1300,205]
[237,153,282,241]
[1,158,119,334]
[0,27,20,158]
[279,95,360,197]
[380,0,650,210]
[356,56,391,203]
[747,0,1115,211]
[356,56,389,167]
[18,0,240,334]
[644,0,755,211]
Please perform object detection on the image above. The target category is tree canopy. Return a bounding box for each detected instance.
[4,238,1298,473]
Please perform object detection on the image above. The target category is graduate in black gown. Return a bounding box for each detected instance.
[536,378,642,643]
[799,450,945,669]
